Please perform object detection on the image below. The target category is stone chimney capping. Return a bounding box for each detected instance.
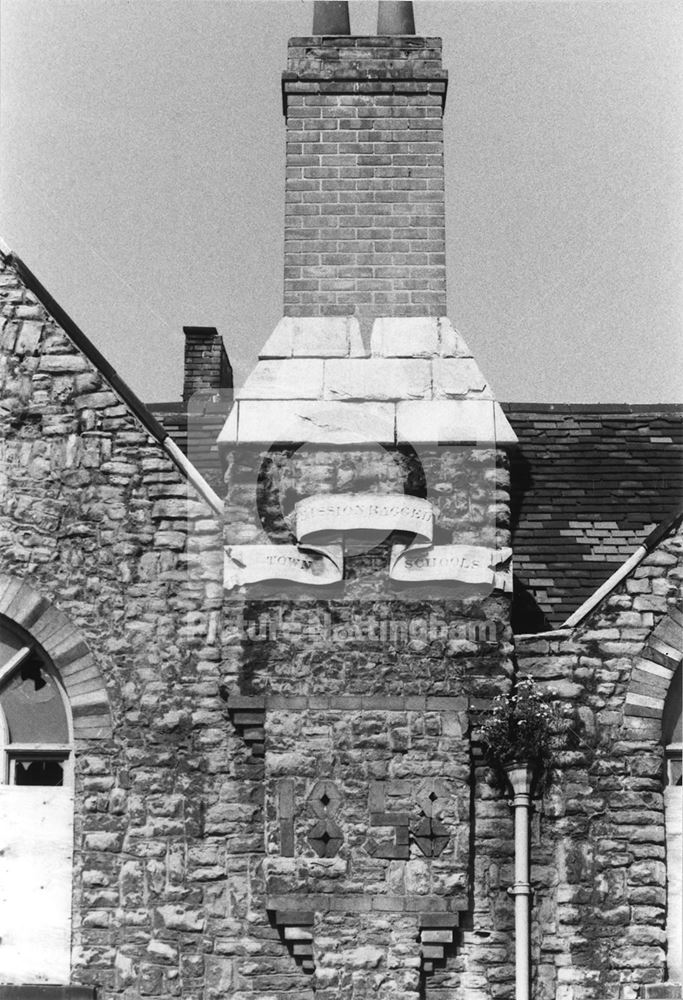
[219,316,517,446]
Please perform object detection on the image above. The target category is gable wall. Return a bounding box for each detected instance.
[0,252,230,996]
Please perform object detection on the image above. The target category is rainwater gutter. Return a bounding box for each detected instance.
[1,245,223,517]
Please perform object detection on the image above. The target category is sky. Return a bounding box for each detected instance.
[1,0,681,403]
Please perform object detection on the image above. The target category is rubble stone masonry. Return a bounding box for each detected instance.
[0,252,225,998]
[220,433,517,998]
[515,528,683,1000]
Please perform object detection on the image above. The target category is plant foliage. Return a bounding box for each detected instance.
[477,676,564,792]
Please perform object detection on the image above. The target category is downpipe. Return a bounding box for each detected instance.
[505,762,534,1000]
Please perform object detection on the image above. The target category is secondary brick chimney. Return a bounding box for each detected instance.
[182,325,232,403]
[281,6,448,334]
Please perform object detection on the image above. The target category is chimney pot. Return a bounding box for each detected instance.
[312,1,350,35]
[377,1,415,35]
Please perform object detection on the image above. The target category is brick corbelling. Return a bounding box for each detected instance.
[283,37,448,93]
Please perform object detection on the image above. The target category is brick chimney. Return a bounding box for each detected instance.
[182,326,232,404]
[281,14,448,334]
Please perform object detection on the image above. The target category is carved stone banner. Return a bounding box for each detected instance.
[224,493,431,589]
[295,493,433,544]
[224,492,511,592]
[390,543,513,592]
[224,544,343,589]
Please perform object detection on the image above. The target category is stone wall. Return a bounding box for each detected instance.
[515,524,683,1000]
[3,252,681,998]
[0,251,226,997]
[220,431,517,998]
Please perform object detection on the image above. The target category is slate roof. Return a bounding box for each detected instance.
[149,401,226,495]
[506,404,683,631]
[150,399,683,633]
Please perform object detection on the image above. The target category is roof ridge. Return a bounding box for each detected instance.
[502,402,683,412]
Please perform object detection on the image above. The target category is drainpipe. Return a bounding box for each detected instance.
[504,762,534,1000]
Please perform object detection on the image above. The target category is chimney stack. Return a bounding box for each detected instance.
[182,326,232,404]
[281,15,448,334]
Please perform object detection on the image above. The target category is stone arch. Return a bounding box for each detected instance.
[0,574,112,739]
[623,604,682,984]
[624,605,683,731]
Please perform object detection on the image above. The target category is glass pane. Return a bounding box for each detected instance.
[668,755,682,787]
[0,622,26,666]
[13,758,64,787]
[0,653,69,744]
[662,665,682,747]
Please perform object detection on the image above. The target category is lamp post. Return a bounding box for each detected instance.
[504,761,535,1000]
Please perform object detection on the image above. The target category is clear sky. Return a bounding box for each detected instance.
[1,0,681,403]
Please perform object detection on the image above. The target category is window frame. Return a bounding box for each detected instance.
[0,619,74,788]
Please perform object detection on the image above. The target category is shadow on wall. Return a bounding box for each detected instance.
[511,576,551,635]
[507,445,550,633]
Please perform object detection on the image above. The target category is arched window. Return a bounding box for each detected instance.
[662,664,682,984]
[0,615,74,986]
[0,618,73,786]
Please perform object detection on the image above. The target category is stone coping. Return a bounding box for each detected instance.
[227,693,467,712]
[0,990,96,1000]
[267,893,463,914]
